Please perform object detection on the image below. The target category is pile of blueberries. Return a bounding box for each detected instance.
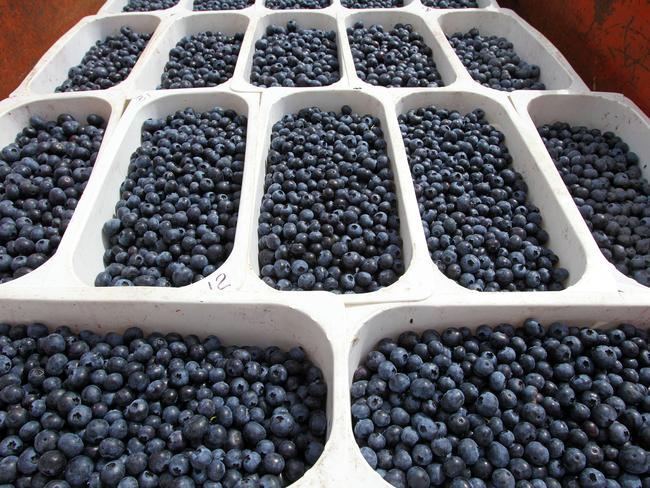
[421,0,478,6]
[0,113,106,284]
[448,29,545,92]
[123,0,180,11]
[265,0,330,8]
[341,0,403,7]
[56,27,151,93]
[352,320,650,488]
[258,105,404,293]
[193,0,254,9]
[250,22,339,88]
[399,105,568,291]
[538,123,650,287]
[347,22,443,88]
[95,106,246,287]
[0,323,327,487]
[159,31,243,90]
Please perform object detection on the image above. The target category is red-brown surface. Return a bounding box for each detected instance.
[500,0,650,115]
[0,0,104,99]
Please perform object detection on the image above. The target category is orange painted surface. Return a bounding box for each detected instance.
[0,0,104,99]
[500,0,650,115]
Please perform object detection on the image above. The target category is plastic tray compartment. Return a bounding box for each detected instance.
[339,0,419,11]
[390,88,607,298]
[0,93,124,289]
[435,8,587,93]
[418,0,499,11]
[338,300,650,486]
[58,89,259,292]
[242,88,433,305]
[185,0,259,13]
[338,9,460,89]
[11,13,163,98]
[128,11,253,97]
[0,292,343,487]
[100,0,191,15]
[231,10,348,93]
[511,90,650,296]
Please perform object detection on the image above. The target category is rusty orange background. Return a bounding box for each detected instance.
[0,0,104,98]
[0,0,648,115]
[500,0,650,115]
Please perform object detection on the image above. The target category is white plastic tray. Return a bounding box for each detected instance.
[511,90,650,298]
[55,89,260,294]
[0,91,125,289]
[128,11,254,96]
[10,13,164,99]
[338,9,460,89]
[434,8,588,93]
[231,10,349,93]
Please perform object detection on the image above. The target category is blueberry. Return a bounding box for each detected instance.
[56,27,151,92]
[492,468,516,488]
[251,23,339,87]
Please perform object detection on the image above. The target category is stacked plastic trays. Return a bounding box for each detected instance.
[2,0,650,486]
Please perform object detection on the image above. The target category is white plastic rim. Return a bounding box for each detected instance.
[231,10,349,93]
[338,301,650,486]
[434,8,588,93]
[242,87,433,305]
[11,13,164,98]
[510,90,650,297]
[128,11,254,97]
[0,92,125,289]
[338,9,461,90]
[53,88,259,293]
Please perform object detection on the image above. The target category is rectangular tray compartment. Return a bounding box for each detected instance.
[0,293,344,487]
[435,8,587,93]
[61,89,259,292]
[337,300,650,486]
[128,11,253,97]
[231,11,349,92]
[0,93,124,290]
[13,14,163,98]
[338,9,460,89]
[419,0,498,10]
[511,90,650,296]
[241,88,432,305]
